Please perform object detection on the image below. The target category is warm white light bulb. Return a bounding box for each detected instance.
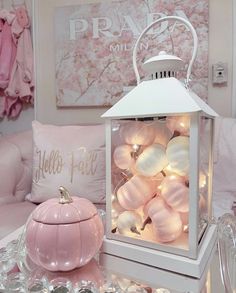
[112,218,117,229]
[199,172,207,188]
[166,165,172,171]
[132,144,140,151]
[183,225,189,232]
[111,194,116,202]
[111,209,116,217]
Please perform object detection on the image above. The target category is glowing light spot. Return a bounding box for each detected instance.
[132,144,140,152]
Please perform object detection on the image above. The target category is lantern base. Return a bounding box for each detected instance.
[99,246,217,292]
[101,224,217,278]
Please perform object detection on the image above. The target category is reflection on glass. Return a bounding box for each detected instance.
[49,277,73,292]
[74,280,99,292]
[5,272,26,292]
[198,117,212,242]
[218,213,236,293]
[27,274,49,293]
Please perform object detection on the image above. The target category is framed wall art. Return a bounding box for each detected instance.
[34,0,209,122]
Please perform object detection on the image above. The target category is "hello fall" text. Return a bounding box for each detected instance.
[34,147,98,183]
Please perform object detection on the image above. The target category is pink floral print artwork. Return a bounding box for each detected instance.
[54,0,208,107]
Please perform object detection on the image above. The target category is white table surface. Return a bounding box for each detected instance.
[0,227,225,293]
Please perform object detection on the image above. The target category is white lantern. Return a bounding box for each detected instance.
[101,16,218,278]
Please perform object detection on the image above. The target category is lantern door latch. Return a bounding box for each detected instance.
[212,62,228,85]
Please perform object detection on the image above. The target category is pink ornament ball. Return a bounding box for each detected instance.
[120,121,156,146]
[161,175,189,213]
[144,197,183,243]
[113,144,134,170]
[117,175,156,210]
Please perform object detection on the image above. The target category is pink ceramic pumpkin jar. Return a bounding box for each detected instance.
[25,187,104,272]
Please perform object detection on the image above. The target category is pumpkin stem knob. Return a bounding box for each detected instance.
[59,186,73,204]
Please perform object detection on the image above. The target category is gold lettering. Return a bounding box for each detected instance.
[57,153,63,173]
[34,149,64,182]
[35,149,45,183]
[69,147,99,183]
[43,151,49,173]
[86,151,97,175]
[79,160,85,175]
[34,147,99,184]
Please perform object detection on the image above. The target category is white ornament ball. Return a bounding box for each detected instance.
[117,211,142,236]
[136,144,168,177]
[166,136,189,176]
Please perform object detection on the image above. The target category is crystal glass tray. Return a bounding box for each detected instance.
[0,225,162,293]
[0,208,215,293]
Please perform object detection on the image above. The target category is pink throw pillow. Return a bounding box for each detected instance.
[27,121,106,203]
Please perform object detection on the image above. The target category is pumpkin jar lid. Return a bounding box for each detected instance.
[31,187,98,225]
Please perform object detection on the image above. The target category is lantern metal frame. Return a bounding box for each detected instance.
[101,16,218,278]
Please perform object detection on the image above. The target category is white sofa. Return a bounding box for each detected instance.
[0,117,235,240]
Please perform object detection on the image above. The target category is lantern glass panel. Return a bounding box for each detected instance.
[110,115,191,251]
[198,116,212,241]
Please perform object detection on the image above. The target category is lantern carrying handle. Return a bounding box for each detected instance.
[132,16,198,87]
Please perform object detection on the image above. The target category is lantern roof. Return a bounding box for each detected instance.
[143,51,184,74]
[102,77,218,119]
